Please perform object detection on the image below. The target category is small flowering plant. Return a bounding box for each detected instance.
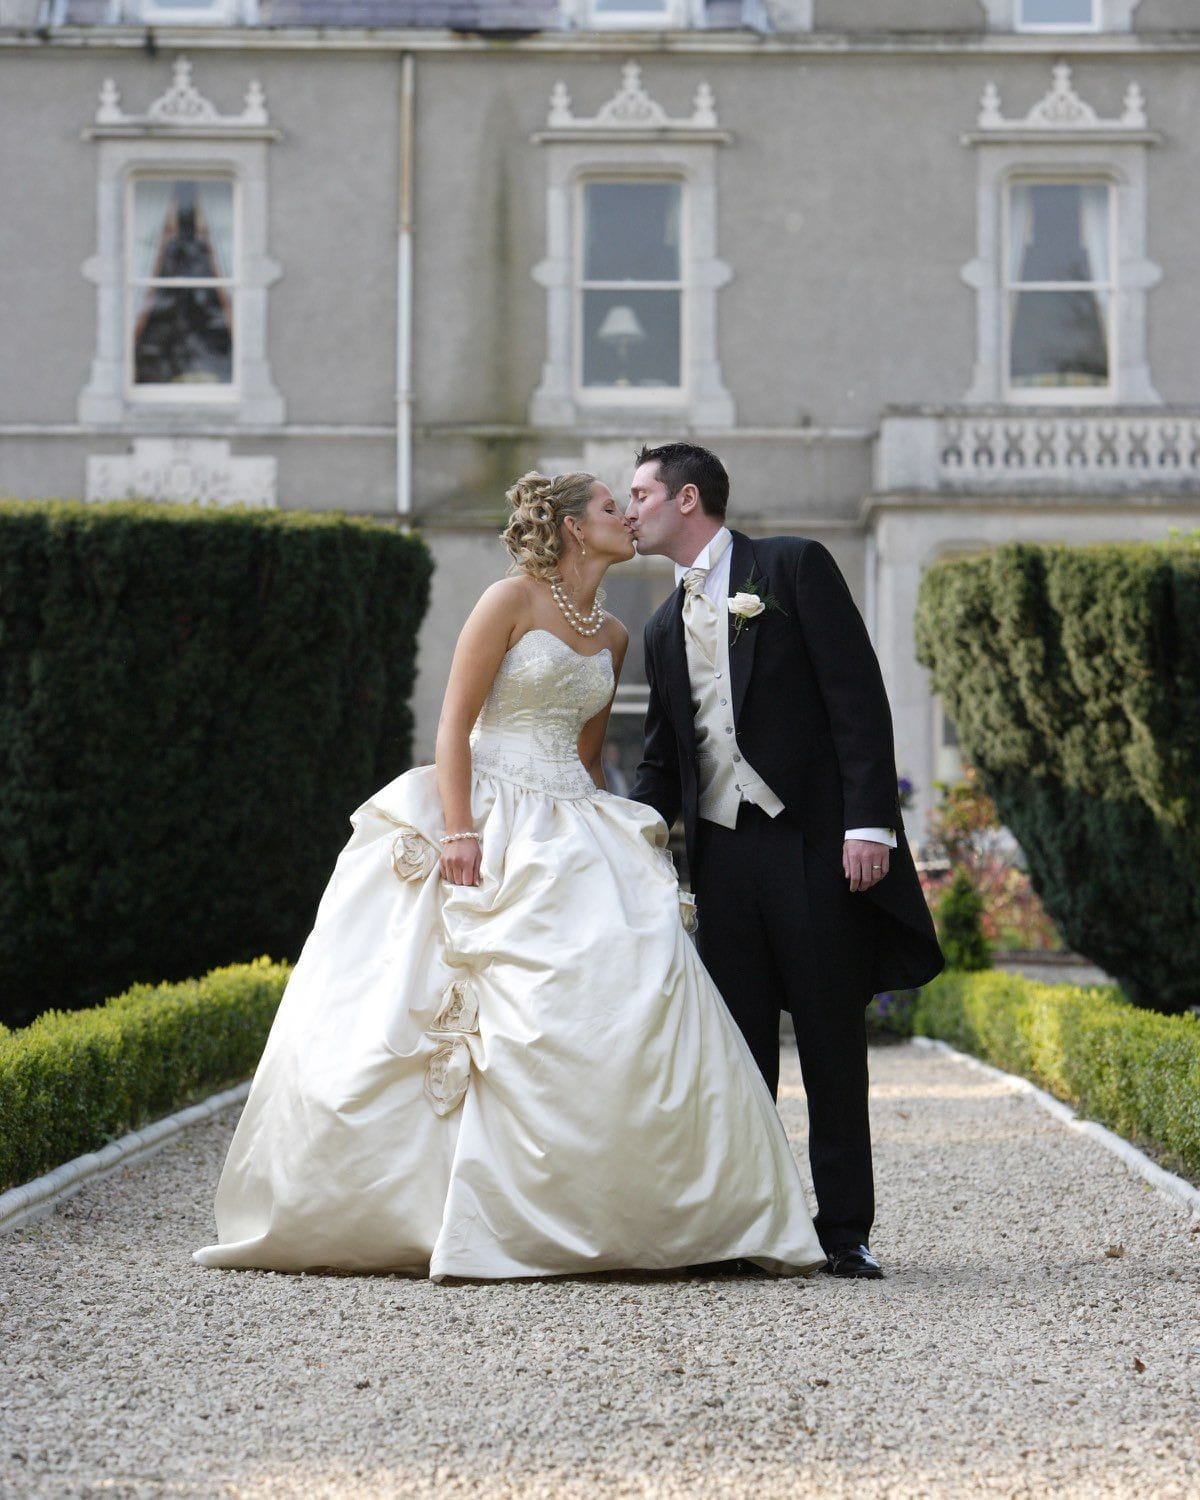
[728,571,786,643]
[866,989,918,1040]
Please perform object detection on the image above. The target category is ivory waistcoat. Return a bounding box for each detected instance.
[683,595,785,830]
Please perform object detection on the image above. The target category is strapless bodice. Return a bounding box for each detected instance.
[469,629,614,799]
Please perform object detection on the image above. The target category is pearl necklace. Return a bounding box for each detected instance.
[549,577,606,638]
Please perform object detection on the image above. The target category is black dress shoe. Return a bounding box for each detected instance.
[822,1244,883,1279]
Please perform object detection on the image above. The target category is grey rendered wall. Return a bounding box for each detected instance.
[411,53,549,432]
[1135,58,1200,401]
[0,52,99,428]
[267,52,400,432]
[413,49,1200,431]
[0,48,402,510]
[1135,0,1200,29]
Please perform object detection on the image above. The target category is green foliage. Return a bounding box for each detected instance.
[916,541,1200,1013]
[914,970,1200,1183]
[866,989,918,1040]
[0,957,290,1191]
[0,500,432,1026]
[936,869,993,971]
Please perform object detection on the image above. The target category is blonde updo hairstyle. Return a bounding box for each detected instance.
[502,470,597,582]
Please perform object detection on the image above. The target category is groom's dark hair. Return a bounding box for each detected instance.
[634,442,729,520]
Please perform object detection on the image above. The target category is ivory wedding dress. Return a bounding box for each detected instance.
[194,629,824,1280]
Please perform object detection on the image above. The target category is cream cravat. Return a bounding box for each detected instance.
[682,567,721,665]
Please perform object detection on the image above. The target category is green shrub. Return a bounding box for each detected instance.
[0,500,432,1026]
[936,870,992,971]
[914,970,1200,1181]
[0,957,290,1191]
[916,541,1200,1014]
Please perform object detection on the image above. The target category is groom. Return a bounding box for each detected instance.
[627,442,943,1279]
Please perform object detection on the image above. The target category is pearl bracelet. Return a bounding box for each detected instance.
[439,830,481,845]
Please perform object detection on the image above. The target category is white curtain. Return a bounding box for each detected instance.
[1079,184,1111,286]
[195,180,235,280]
[1006,184,1034,285]
[1078,184,1111,373]
[131,179,175,280]
[663,182,682,267]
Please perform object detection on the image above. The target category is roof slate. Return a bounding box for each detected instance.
[54,0,767,31]
[257,0,563,28]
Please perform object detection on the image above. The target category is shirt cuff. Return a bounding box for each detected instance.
[845,827,897,848]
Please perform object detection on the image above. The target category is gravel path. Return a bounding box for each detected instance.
[2,1042,1198,1499]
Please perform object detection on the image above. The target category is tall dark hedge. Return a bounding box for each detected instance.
[0,501,432,1026]
[915,539,1200,1015]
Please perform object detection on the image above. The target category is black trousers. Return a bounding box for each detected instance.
[692,803,876,1252]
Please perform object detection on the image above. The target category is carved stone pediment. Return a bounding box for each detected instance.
[538,62,726,142]
[971,63,1154,141]
[88,57,277,140]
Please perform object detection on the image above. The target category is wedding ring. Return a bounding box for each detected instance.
[871,864,883,869]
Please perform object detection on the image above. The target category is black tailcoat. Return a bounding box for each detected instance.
[632,530,943,998]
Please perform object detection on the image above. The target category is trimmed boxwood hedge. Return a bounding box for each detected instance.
[0,957,290,1192]
[915,540,1200,1015]
[0,500,432,1026]
[914,970,1200,1183]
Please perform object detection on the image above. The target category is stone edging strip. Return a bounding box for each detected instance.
[0,1080,251,1235]
[911,1036,1200,1219]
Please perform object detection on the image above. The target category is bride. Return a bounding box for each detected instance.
[194,471,824,1280]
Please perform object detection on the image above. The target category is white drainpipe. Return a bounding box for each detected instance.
[396,51,415,519]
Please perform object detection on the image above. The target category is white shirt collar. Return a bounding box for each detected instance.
[674,526,732,586]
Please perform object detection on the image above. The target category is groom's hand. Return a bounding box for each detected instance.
[843,839,890,893]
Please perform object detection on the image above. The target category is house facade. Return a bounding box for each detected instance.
[2,0,1198,836]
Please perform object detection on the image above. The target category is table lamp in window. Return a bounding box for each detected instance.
[596,304,646,387]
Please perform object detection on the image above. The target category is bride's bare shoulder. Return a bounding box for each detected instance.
[475,574,536,609]
[467,574,539,635]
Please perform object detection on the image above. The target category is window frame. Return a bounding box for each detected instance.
[1001,174,1117,406]
[978,0,1143,32]
[80,58,283,429]
[1014,0,1099,32]
[582,0,688,26]
[123,169,241,407]
[530,62,734,430]
[133,0,249,22]
[572,174,688,408]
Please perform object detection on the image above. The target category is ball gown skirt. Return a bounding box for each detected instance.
[193,630,824,1280]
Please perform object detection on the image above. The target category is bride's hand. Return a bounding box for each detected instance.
[440,840,483,887]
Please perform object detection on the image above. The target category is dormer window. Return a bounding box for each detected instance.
[132,0,256,23]
[1016,0,1098,29]
[982,0,1141,30]
[581,0,689,26]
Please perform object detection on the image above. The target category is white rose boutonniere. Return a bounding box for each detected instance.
[727,572,786,643]
[728,591,766,620]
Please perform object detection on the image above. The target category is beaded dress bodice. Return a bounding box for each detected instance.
[469,629,614,799]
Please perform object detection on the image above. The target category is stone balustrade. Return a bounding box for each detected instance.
[875,410,1200,493]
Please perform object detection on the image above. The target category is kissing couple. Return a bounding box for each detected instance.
[195,442,943,1282]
